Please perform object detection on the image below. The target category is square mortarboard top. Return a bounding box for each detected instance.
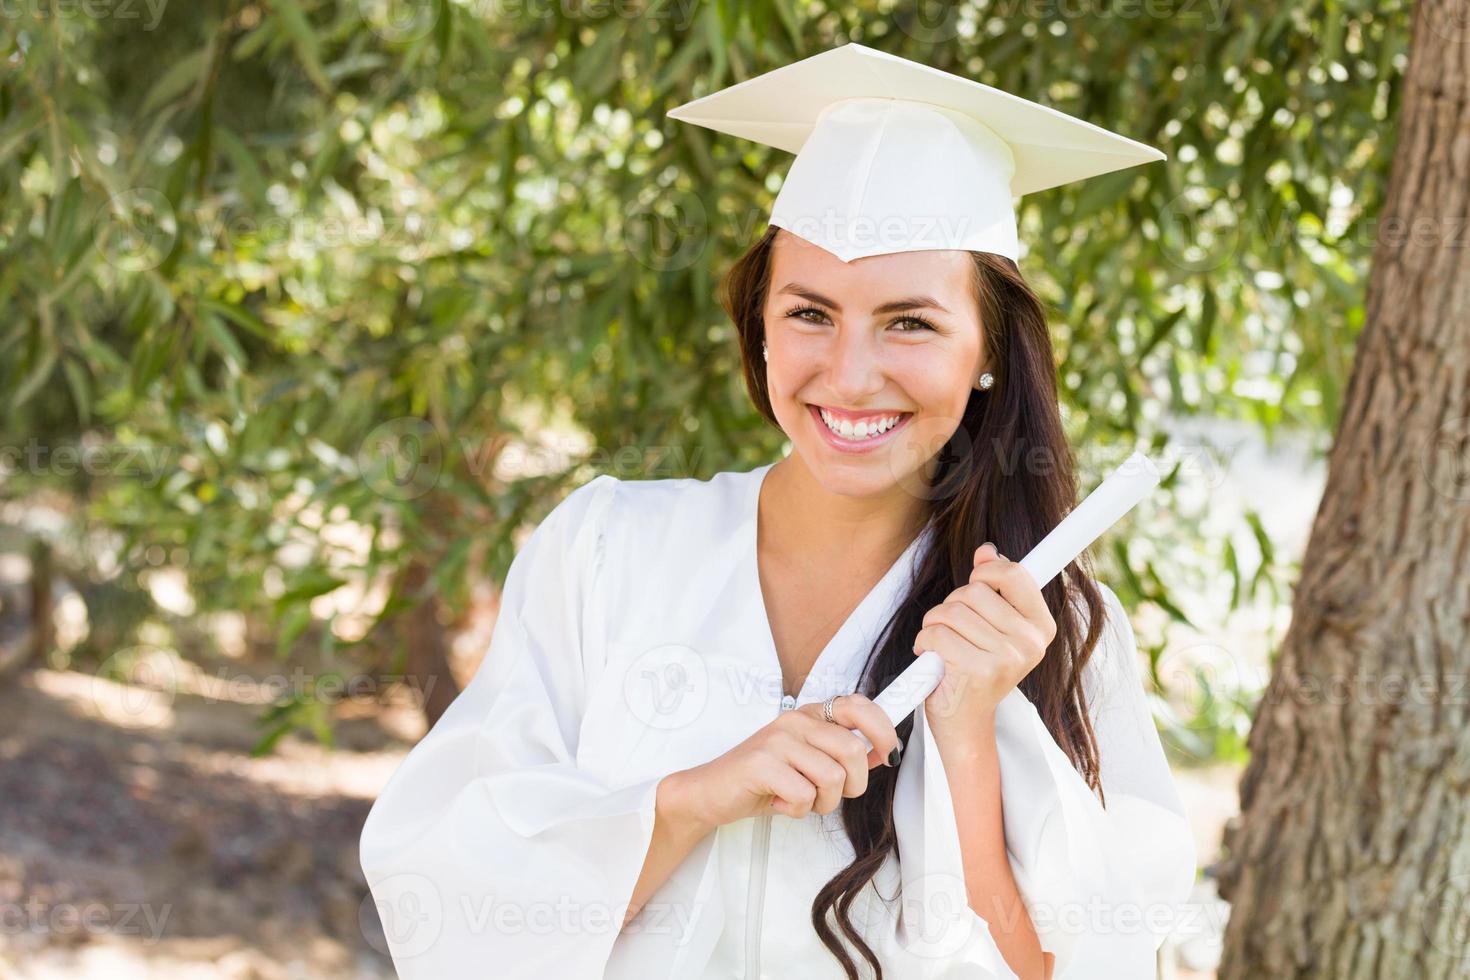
[667,43,1166,262]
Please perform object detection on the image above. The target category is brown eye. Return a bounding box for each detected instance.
[787,305,828,323]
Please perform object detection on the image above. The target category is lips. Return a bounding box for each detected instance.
[806,403,912,453]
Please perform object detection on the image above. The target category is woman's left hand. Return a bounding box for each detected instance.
[911,542,1057,749]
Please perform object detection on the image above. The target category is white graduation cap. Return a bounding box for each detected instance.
[667,42,1166,263]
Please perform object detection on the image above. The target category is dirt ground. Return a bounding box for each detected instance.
[0,656,416,979]
[0,655,1238,978]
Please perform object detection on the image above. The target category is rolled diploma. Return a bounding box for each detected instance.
[851,450,1162,751]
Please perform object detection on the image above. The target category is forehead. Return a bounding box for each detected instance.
[767,229,974,307]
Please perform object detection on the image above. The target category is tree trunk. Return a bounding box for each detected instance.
[1216,3,1470,976]
[28,535,52,665]
[0,537,49,680]
[399,556,461,728]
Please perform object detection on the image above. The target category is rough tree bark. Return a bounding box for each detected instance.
[1215,3,1470,976]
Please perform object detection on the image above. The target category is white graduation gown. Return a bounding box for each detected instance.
[359,461,1197,980]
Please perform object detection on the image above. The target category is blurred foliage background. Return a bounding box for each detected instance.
[0,0,1407,757]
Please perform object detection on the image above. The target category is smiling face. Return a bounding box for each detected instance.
[761,229,989,498]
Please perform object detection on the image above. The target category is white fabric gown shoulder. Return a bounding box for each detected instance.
[359,462,1196,980]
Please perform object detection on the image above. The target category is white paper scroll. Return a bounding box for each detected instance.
[852,450,1162,747]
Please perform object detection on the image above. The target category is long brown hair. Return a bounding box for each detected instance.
[719,225,1109,980]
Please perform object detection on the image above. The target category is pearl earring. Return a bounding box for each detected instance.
[762,341,768,362]
[977,371,994,390]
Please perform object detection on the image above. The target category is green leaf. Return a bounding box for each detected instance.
[212,126,267,202]
[199,298,273,342]
[251,719,293,757]
[61,354,92,427]
[0,107,43,165]
[140,47,210,115]
[270,0,332,94]
[276,569,345,608]
[1196,287,1218,356]
[770,0,804,51]
[1144,561,1193,627]
[201,312,247,371]
[276,602,313,656]
[1139,306,1187,361]
[11,339,60,411]
[1244,508,1276,596]
[1223,536,1242,611]
[653,31,706,97]
[702,4,727,87]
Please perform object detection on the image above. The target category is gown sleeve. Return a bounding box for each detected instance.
[890,580,1196,979]
[992,580,1198,977]
[359,474,667,979]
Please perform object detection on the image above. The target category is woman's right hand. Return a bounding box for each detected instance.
[665,693,902,833]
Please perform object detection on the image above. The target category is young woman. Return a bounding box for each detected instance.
[361,44,1196,980]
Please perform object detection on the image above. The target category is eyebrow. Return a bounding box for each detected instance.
[776,283,952,316]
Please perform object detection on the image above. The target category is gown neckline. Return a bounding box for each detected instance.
[741,460,934,705]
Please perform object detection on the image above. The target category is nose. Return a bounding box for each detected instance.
[823,324,886,404]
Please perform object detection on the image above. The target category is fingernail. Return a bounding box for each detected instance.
[887,746,900,767]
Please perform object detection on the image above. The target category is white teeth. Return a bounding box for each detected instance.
[817,407,905,441]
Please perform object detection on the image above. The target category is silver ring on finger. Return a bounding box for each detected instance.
[822,694,840,724]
